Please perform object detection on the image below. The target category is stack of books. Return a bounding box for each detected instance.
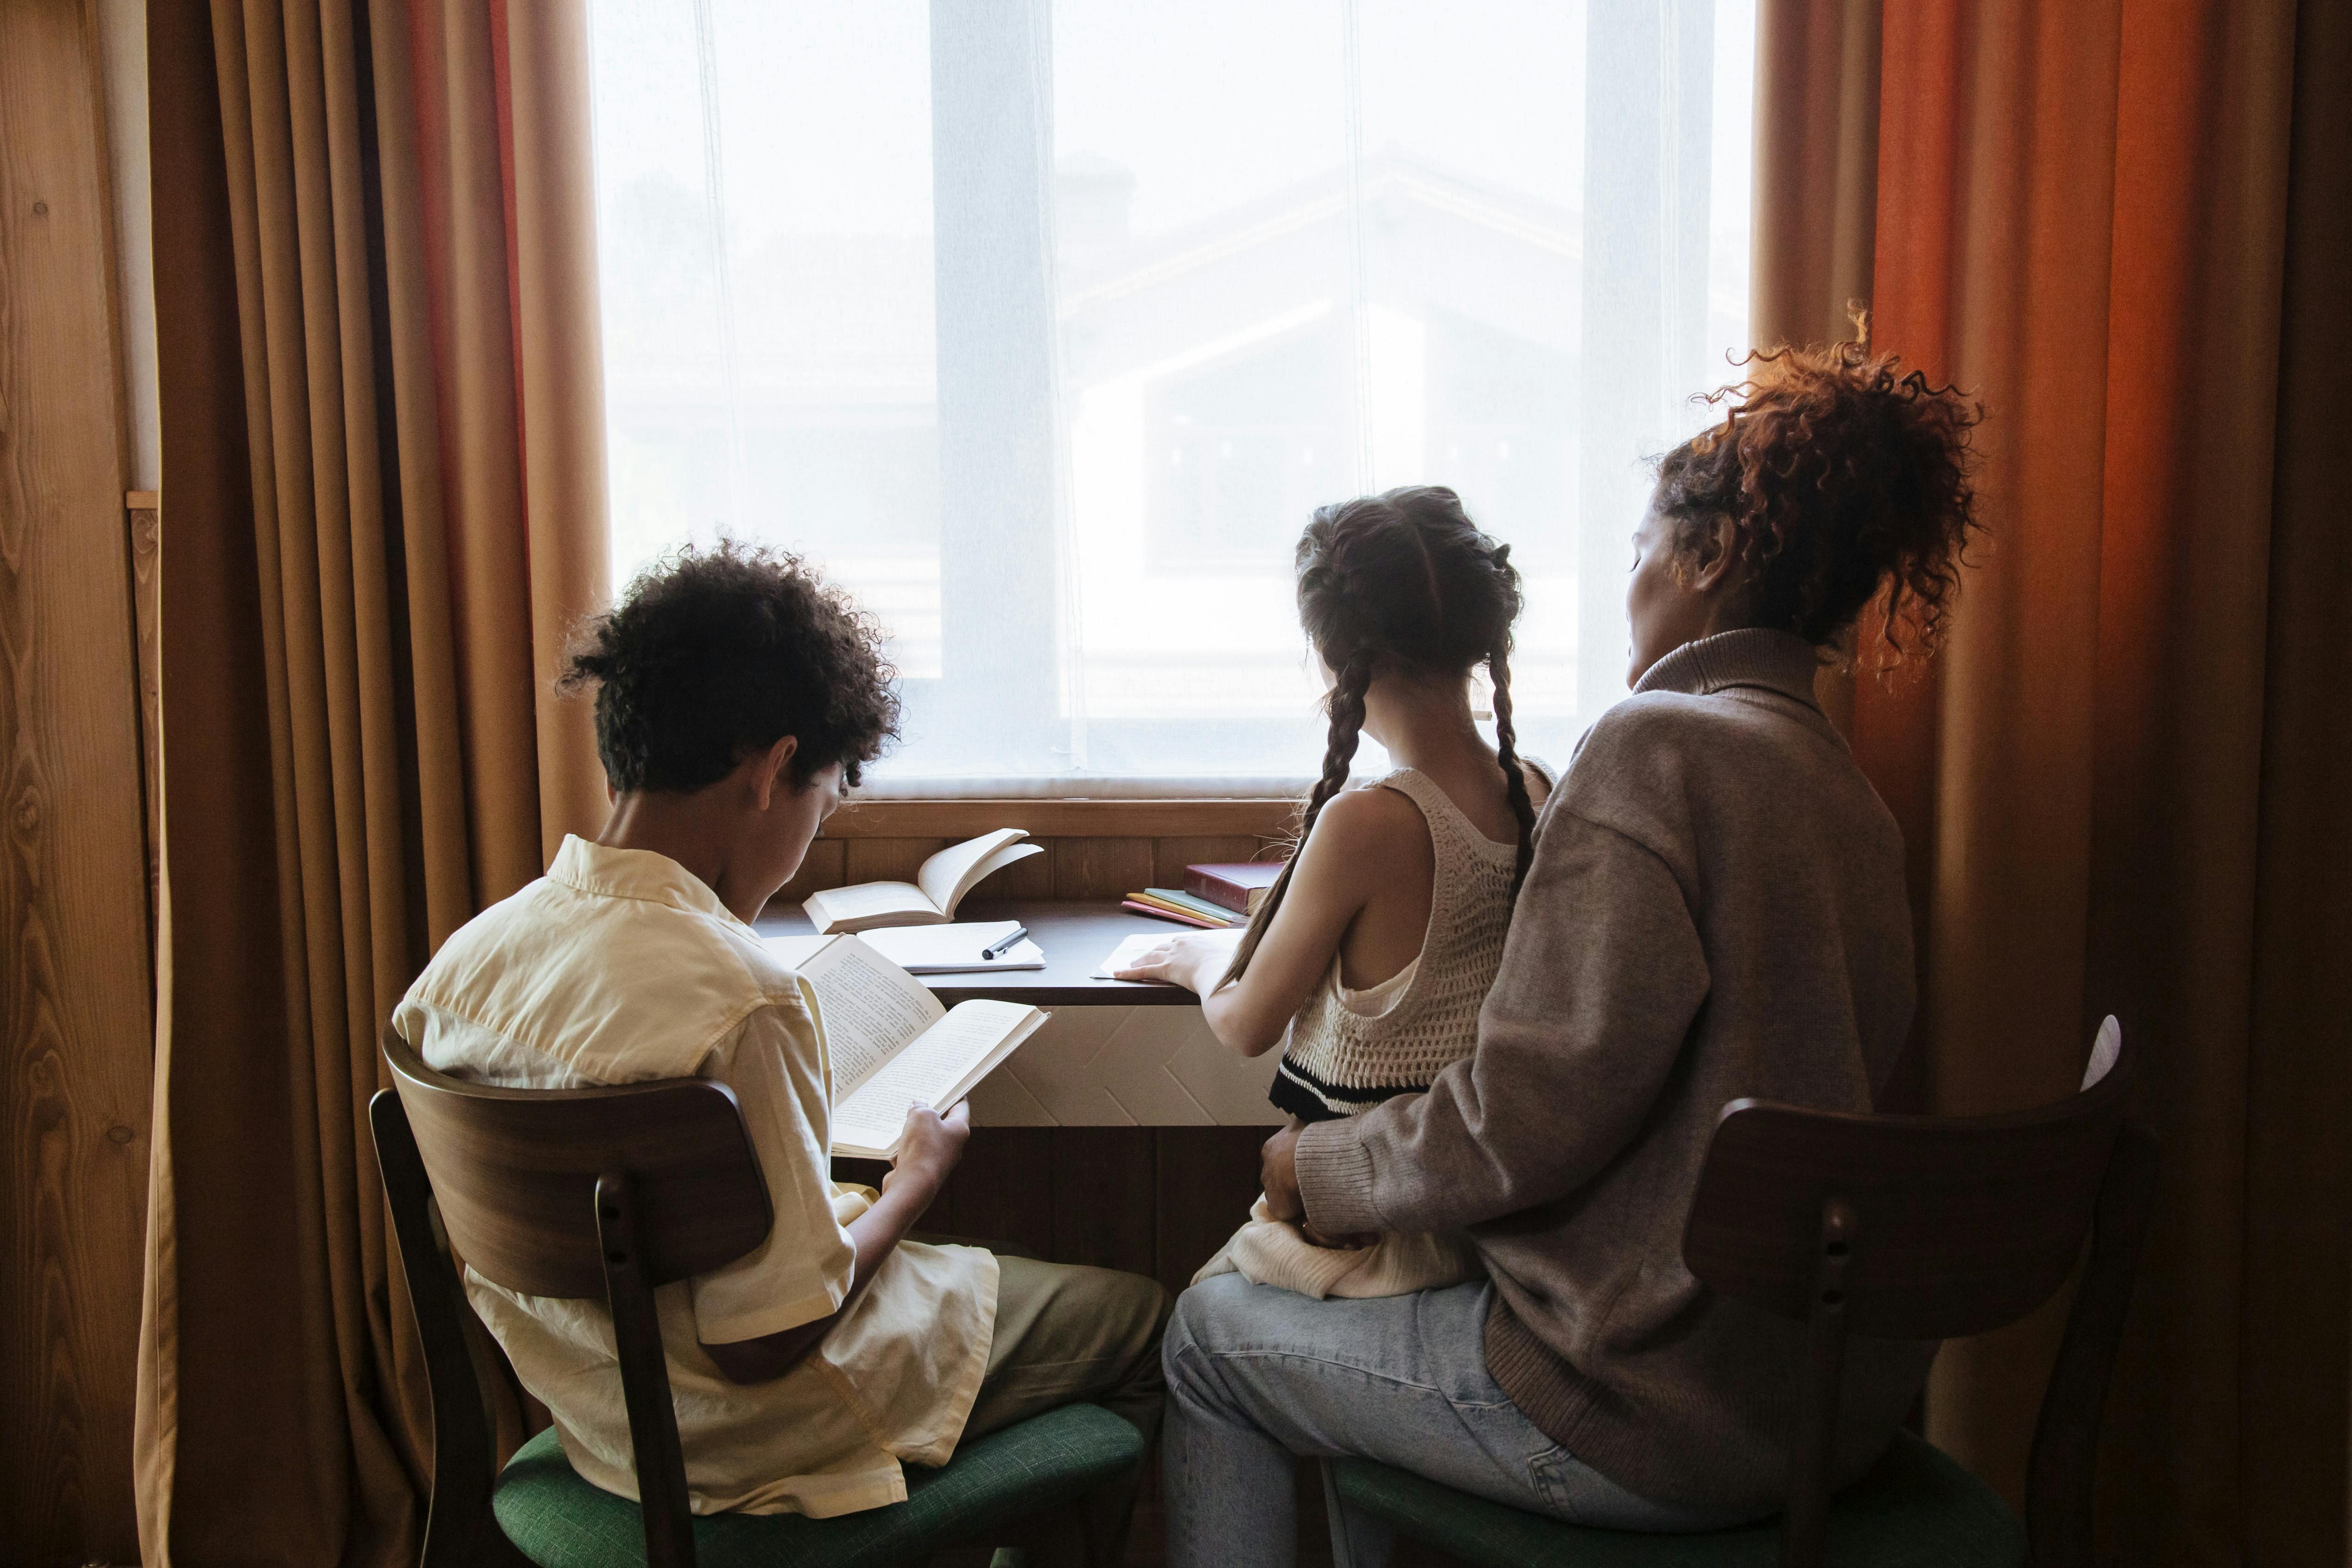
[1121,888,1244,928]
[1122,862,1285,929]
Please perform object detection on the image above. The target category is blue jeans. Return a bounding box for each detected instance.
[1162,1275,1736,1568]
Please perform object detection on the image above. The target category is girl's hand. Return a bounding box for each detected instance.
[1113,929,1241,995]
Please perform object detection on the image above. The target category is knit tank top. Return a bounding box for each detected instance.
[1269,764,1547,1123]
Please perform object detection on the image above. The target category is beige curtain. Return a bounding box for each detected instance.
[1755,0,2350,1561]
[137,2,607,1563]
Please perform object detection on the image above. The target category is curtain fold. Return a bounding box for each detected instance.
[1750,0,1880,356]
[136,3,609,1563]
[1757,0,2346,1560]
[2238,5,2352,1561]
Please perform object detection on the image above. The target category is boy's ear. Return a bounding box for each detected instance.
[751,734,800,810]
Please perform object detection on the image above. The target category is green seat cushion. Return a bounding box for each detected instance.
[494,1403,1144,1568]
[1330,1431,2025,1568]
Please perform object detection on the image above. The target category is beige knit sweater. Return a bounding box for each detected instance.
[1294,628,1935,1516]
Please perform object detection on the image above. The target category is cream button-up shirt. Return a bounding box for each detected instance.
[393,836,999,1517]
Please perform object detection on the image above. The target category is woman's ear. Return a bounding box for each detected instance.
[750,734,800,810]
[1687,513,1743,595]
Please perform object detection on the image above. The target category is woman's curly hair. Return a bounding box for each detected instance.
[1655,325,1985,667]
[559,541,899,793]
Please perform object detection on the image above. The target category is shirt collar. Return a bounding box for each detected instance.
[1633,628,1827,708]
[546,835,751,931]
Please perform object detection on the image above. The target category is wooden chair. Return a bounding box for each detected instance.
[371,1025,1144,1568]
[1326,1016,2157,1568]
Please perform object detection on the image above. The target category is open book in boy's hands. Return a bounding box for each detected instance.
[763,931,1049,1159]
[800,829,1044,934]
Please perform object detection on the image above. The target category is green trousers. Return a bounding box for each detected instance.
[965,1253,1172,1443]
[939,1249,1171,1563]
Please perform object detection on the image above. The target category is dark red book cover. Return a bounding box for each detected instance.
[1183,862,1284,915]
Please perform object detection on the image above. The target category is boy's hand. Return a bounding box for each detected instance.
[883,1101,971,1203]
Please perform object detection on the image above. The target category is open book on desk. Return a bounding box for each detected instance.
[763,931,1049,1159]
[800,829,1044,934]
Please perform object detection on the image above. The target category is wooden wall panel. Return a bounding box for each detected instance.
[836,1129,1270,1294]
[823,797,1296,840]
[982,841,1057,900]
[1052,837,1156,900]
[1050,1127,1156,1276]
[777,826,1292,914]
[931,1127,1058,1259]
[1155,1127,1272,1295]
[0,1,153,1558]
[844,836,947,886]
[769,804,1296,921]
[1151,835,1273,887]
[772,837,844,906]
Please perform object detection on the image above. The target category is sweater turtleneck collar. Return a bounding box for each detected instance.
[1632,627,1826,708]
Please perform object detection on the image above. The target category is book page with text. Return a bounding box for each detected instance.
[832,1000,1045,1157]
[792,936,947,1097]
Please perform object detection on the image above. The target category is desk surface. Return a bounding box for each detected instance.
[752,899,1210,1007]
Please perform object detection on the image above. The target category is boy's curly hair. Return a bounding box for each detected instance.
[559,542,899,793]
[1655,324,1984,668]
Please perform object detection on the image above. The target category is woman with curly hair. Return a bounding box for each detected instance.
[393,543,1169,1528]
[1163,339,1983,1564]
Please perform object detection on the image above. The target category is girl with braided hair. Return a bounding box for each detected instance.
[1116,485,1550,1299]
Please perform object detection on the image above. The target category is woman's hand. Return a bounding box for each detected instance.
[1262,1117,1372,1248]
[1260,1119,1304,1219]
[1113,929,1241,995]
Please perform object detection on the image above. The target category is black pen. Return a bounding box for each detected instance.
[980,925,1028,961]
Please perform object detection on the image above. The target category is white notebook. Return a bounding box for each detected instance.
[1092,928,1241,979]
[763,932,1048,1158]
[861,921,1045,974]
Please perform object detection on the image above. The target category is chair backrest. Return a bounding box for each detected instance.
[1681,1017,2156,1568]
[382,1026,772,1296]
[373,1025,777,1568]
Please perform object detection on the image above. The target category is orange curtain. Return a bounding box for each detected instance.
[136,2,606,1563]
[1760,0,2351,1560]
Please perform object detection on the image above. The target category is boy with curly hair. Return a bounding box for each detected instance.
[393,543,1166,1526]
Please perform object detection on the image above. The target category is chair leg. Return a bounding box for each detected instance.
[1321,1463,1395,1568]
[992,1498,1091,1568]
[1076,1460,1147,1568]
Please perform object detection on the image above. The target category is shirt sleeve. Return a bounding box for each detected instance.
[688,985,859,1345]
[1294,808,1711,1236]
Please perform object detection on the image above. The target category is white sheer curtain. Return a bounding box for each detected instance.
[588,0,1754,794]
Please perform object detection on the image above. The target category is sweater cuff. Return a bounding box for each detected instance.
[1295,1121,1383,1236]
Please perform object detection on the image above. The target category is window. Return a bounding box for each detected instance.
[589,0,1756,794]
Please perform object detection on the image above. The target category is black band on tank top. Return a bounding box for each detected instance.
[1269,1056,1429,1124]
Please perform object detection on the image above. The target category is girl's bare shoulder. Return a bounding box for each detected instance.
[1304,782,1437,870]
[1522,759,1555,814]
